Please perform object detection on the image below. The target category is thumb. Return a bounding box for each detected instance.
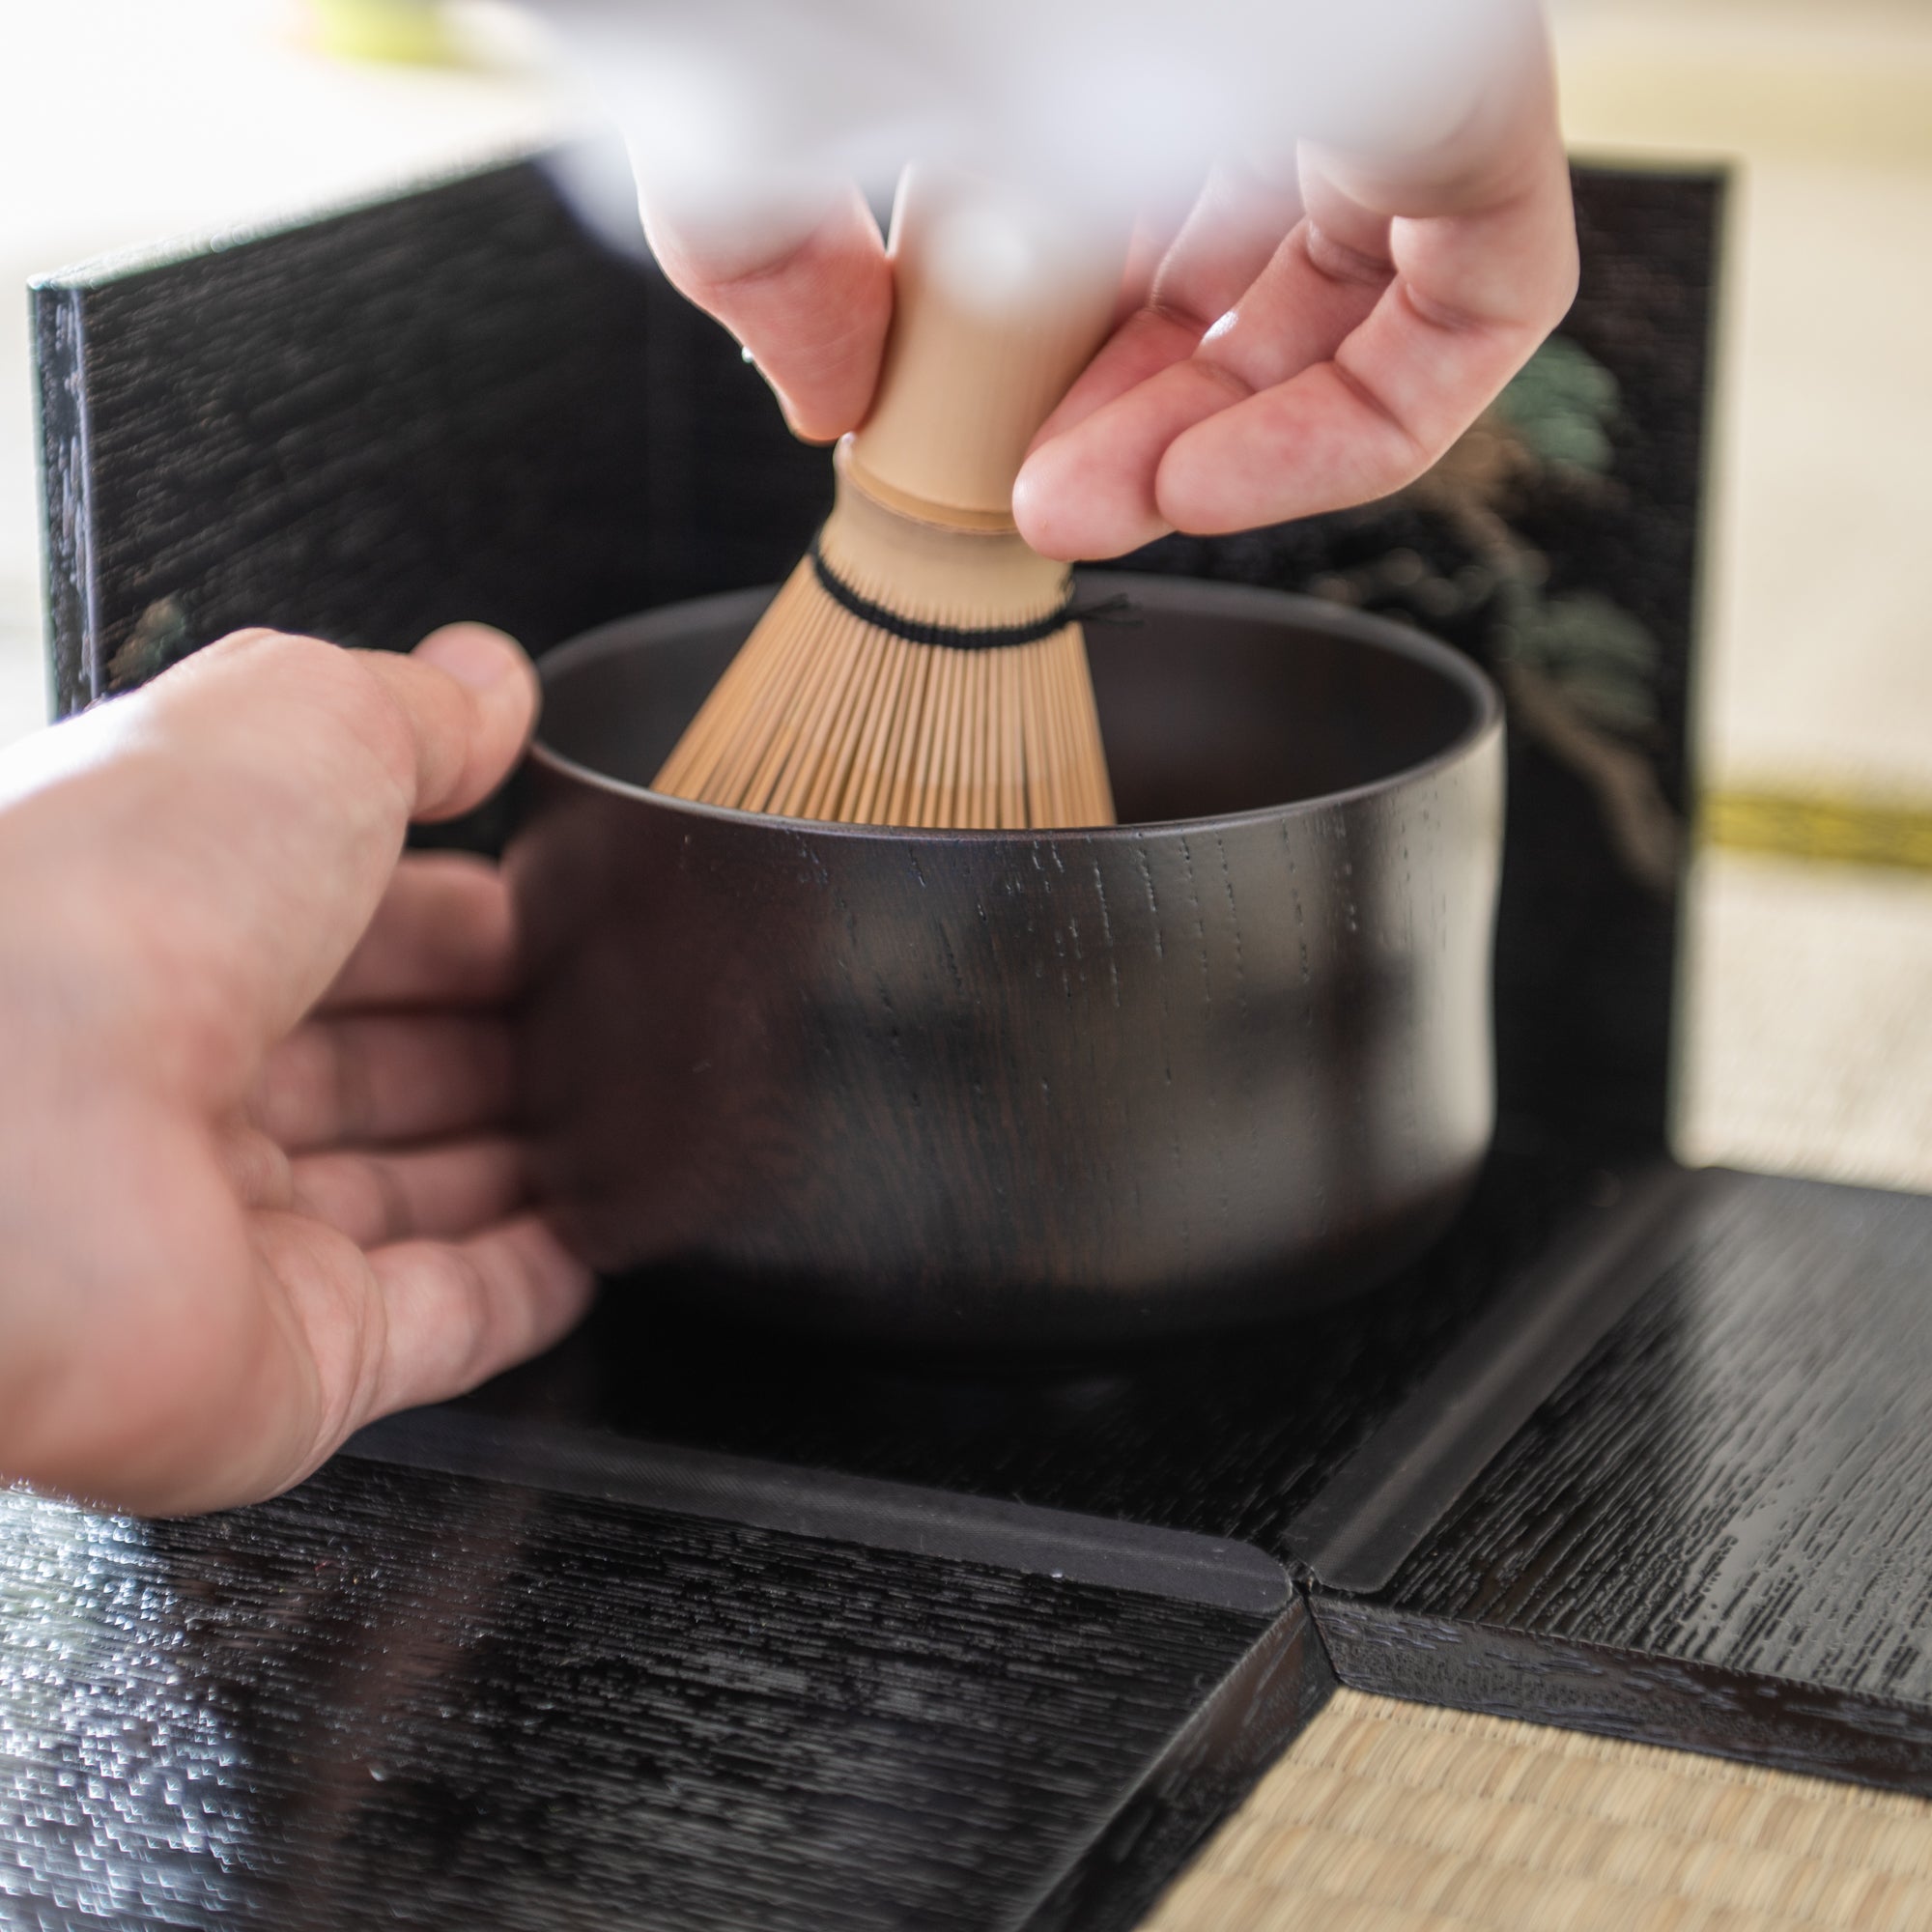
[355,622,541,824]
[642,180,893,443]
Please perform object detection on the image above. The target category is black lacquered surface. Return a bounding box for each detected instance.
[1314,1174,1932,1793]
[0,1454,1303,1931]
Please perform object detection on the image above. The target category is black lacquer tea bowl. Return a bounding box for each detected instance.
[509,574,1504,1346]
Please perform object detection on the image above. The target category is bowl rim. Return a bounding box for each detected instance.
[527,569,1504,841]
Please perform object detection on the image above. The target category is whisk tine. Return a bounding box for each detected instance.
[652,466,1115,830]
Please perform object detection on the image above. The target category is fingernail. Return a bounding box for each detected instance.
[416,626,517,693]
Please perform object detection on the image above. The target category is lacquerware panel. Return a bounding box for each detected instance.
[1312,1605,1932,1798]
[1314,1175,1932,1785]
[1,1458,1277,1931]
[32,159,824,717]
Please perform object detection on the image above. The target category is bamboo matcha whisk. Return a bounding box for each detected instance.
[652,168,1125,830]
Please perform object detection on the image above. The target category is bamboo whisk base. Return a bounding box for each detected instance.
[651,451,1116,830]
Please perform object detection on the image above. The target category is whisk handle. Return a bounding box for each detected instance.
[846,167,1125,528]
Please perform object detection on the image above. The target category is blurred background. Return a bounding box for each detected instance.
[2,0,1929,1189]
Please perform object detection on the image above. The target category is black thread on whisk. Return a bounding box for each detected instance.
[1065,592,1141,628]
[809,537,1079,650]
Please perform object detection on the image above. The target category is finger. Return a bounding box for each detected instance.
[1027,156,1304,456]
[239,1208,594,1505]
[1016,207,1391,560]
[1018,360,1243,559]
[1156,151,1577,533]
[355,625,541,826]
[290,1136,526,1249]
[362,1216,596,1418]
[252,1013,514,1152]
[320,852,518,1013]
[644,181,891,442]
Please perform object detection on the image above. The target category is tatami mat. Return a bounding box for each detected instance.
[1147,1689,1932,1931]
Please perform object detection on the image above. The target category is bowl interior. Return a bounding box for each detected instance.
[538,574,1492,826]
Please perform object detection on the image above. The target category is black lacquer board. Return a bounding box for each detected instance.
[0,1430,1324,1931]
[1314,1173,1932,1798]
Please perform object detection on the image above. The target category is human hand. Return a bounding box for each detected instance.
[639,11,1575,559]
[0,626,593,1516]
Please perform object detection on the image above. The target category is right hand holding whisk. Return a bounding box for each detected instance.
[633,3,1575,563]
